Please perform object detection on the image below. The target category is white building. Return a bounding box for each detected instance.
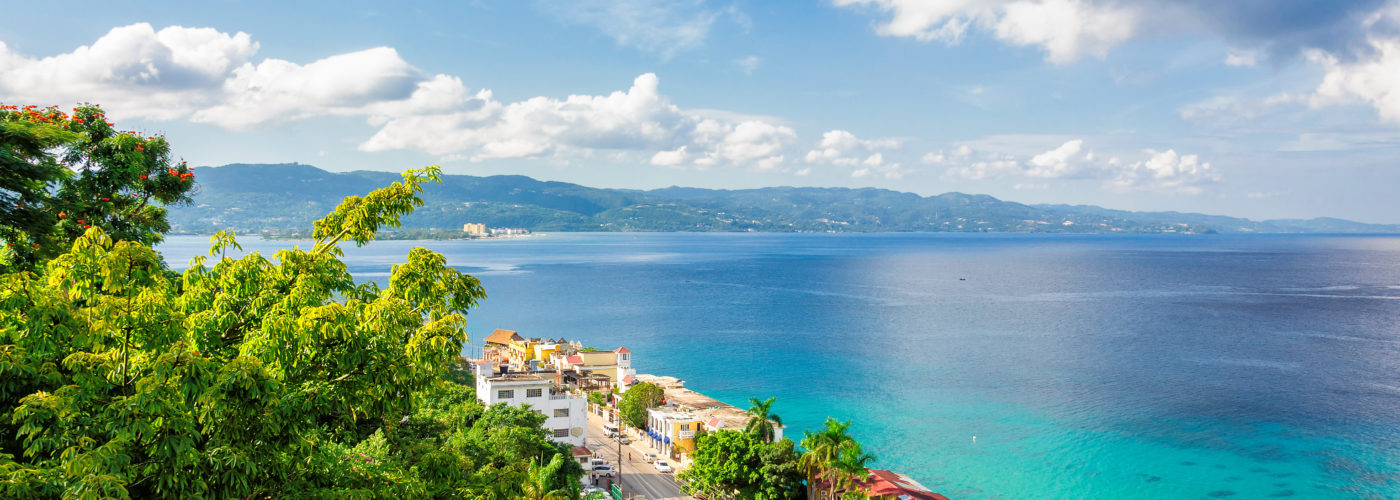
[474,361,588,446]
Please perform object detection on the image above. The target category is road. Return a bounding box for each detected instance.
[583,408,693,500]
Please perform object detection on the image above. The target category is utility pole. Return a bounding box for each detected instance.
[615,404,623,499]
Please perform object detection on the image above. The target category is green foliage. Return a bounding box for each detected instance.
[745,396,783,442]
[678,430,804,500]
[616,382,663,429]
[167,163,1392,236]
[0,104,194,272]
[0,168,583,498]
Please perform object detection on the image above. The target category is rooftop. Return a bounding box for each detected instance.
[484,329,523,345]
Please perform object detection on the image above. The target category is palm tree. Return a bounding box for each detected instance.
[744,396,783,441]
[515,453,571,500]
[819,442,875,496]
[799,418,854,499]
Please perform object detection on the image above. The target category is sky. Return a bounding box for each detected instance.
[2,1,1399,223]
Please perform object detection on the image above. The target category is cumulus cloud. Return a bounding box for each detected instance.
[361,73,797,169]
[533,0,722,58]
[803,129,907,178]
[941,139,1219,192]
[0,23,257,120]
[0,24,799,171]
[1307,5,1400,124]
[834,0,1395,64]
[1112,149,1219,193]
[833,0,1141,63]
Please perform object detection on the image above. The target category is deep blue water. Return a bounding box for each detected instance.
[159,232,1400,499]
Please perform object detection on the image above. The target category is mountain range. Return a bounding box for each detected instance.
[166,163,1400,235]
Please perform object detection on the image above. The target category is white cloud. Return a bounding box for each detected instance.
[941,139,1219,193]
[1224,49,1259,67]
[1112,149,1219,194]
[994,0,1138,63]
[1308,35,1400,124]
[192,47,424,129]
[733,55,762,75]
[832,0,1141,63]
[361,73,796,170]
[0,24,799,172]
[0,23,257,120]
[1024,138,1094,178]
[533,0,721,59]
[804,129,907,177]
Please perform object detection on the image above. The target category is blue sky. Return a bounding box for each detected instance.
[3,1,1399,222]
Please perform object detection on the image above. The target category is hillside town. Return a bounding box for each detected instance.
[469,329,948,500]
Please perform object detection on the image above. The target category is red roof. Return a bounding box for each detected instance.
[474,360,492,365]
[615,347,631,354]
[572,446,592,457]
[858,469,949,500]
[622,376,636,384]
[566,355,584,364]
[706,417,721,429]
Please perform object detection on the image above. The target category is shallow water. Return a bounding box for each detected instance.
[160,232,1400,498]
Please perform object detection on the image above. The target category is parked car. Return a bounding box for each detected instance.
[617,437,631,445]
[586,458,607,471]
[592,464,616,477]
[653,460,673,473]
[643,453,658,463]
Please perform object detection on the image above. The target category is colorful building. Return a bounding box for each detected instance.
[644,408,705,460]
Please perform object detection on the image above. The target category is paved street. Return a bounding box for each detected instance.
[583,408,693,500]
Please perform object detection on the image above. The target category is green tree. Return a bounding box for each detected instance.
[0,104,194,272]
[745,396,783,442]
[0,167,582,498]
[819,441,875,496]
[617,382,663,429]
[515,453,574,500]
[679,430,804,500]
[799,418,856,500]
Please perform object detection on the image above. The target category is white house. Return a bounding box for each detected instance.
[474,361,588,446]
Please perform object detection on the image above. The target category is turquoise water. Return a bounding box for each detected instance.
[160,233,1400,498]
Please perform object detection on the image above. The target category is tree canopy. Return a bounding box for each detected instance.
[677,430,804,500]
[0,164,583,498]
[0,104,194,272]
[616,382,663,429]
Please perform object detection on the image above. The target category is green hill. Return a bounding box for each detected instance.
[167,163,1400,235]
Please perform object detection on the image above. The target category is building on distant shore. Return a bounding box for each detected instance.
[473,360,588,446]
[490,227,529,236]
[462,223,487,235]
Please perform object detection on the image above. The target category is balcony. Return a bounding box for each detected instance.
[678,431,695,439]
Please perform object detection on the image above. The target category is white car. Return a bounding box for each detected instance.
[653,460,673,473]
[592,464,616,477]
[643,453,658,463]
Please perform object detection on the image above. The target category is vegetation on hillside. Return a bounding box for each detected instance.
[167,163,1400,235]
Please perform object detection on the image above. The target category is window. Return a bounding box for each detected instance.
[526,388,543,398]
[681,423,690,431]
[497,390,514,399]
[554,408,570,417]
[554,429,571,438]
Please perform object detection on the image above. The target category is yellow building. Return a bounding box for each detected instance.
[462,223,487,235]
[646,408,704,460]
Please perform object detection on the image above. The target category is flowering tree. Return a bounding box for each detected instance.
[0,104,194,271]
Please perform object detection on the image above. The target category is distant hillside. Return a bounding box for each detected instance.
[167,163,1400,235]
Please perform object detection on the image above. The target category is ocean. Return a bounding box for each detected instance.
[158,232,1400,499]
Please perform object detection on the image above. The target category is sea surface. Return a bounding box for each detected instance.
[159,232,1400,499]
